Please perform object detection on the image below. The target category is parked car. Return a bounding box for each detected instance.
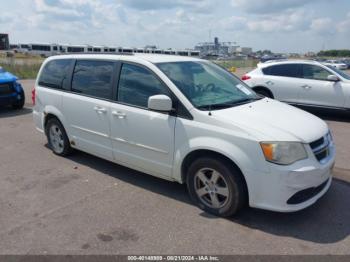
[242,60,350,112]
[340,59,350,69]
[33,54,334,217]
[324,60,348,70]
[0,66,25,109]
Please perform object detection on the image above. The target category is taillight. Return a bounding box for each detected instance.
[241,75,251,81]
[31,88,36,105]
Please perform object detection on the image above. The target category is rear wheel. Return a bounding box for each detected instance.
[45,118,72,156]
[186,157,247,217]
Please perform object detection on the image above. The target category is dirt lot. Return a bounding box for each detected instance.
[0,80,349,255]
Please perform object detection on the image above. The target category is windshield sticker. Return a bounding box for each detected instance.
[236,84,252,95]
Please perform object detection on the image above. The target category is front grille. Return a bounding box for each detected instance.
[310,137,324,149]
[315,148,329,161]
[287,178,329,205]
[310,134,330,163]
[0,82,14,95]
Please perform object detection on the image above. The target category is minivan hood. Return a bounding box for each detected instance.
[210,98,328,143]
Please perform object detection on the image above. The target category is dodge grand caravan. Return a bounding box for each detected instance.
[33,54,335,217]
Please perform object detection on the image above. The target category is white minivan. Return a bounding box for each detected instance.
[33,54,335,217]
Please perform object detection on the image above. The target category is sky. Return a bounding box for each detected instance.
[0,0,350,53]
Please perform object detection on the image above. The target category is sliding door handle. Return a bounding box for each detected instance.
[112,111,127,119]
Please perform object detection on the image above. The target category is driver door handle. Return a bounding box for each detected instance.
[112,111,127,119]
[94,106,107,113]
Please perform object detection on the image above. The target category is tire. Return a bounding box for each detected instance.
[186,157,247,217]
[255,89,272,98]
[45,118,72,156]
[12,91,25,109]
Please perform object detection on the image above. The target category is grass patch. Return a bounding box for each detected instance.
[0,62,42,79]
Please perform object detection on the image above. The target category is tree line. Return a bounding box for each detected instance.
[318,49,350,57]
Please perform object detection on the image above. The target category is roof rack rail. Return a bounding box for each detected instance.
[56,52,135,56]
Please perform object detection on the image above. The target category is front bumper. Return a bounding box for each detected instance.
[246,140,335,212]
[0,82,23,106]
[0,93,21,106]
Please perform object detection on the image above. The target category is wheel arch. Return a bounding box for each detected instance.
[252,86,274,98]
[180,149,249,203]
[43,106,67,135]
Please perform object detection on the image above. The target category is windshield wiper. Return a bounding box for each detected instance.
[197,97,262,111]
[230,97,262,106]
[197,103,233,110]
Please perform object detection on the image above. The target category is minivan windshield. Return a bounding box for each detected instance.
[157,61,260,110]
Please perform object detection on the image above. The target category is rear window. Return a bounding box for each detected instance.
[39,59,72,89]
[71,60,114,100]
[262,64,301,78]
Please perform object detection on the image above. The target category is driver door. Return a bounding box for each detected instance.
[298,64,346,108]
[110,62,176,179]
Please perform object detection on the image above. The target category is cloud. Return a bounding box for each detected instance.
[121,0,214,12]
[310,18,334,35]
[31,0,125,33]
[35,0,85,20]
[222,9,310,33]
[335,12,350,34]
[231,0,322,13]
[2,0,350,52]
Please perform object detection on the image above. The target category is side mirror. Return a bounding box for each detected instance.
[327,75,340,82]
[148,95,173,112]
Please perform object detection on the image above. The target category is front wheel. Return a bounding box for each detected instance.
[186,157,247,217]
[45,118,72,156]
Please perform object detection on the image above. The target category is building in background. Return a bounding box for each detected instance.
[236,47,253,55]
[195,37,252,58]
[0,34,10,50]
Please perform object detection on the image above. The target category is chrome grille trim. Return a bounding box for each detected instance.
[310,132,332,164]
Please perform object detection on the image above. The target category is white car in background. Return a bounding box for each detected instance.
[324,60,348,70]
[242,60,350,112]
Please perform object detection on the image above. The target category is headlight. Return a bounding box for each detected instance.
[260,142,308,165]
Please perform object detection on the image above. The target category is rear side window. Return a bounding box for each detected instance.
[39,59,72,89]
[263,64,301,78]
[302,65,331,81]
[118,63,170,108]
[71,60,114,100]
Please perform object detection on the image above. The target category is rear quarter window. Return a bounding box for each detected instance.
[39,59,72,90]
[262,64,301,78]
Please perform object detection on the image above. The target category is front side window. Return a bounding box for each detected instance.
[263,64,301,78]
[157,61,259,110]
[302,65,331,81]
[118,63,170,108]
[71,60,114,99]
[39,59,72,89]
